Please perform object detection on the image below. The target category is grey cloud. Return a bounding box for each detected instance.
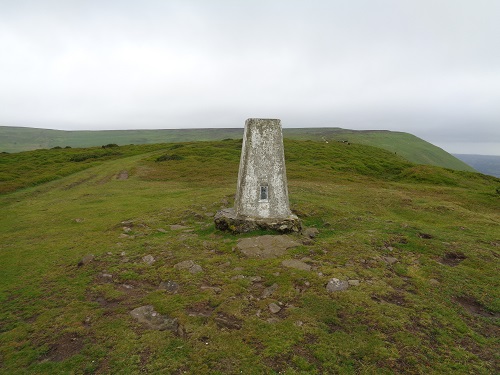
[0,0,499,154]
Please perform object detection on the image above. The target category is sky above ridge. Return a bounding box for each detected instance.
[1,0,499,155]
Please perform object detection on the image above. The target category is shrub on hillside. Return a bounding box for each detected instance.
[155,154,184,162]
[102,143,119,148]
[70,151,121,162]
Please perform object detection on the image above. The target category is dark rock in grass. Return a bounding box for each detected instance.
[326,278,349,292]
[159,281,180,293]
[77,254,94,267]
[303,227,319,239]
[262,283,279,298]
[130,305,178,331]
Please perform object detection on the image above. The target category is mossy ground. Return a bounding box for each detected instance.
[0,140,498,374]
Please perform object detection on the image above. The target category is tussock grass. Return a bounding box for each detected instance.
[0,140,498,374]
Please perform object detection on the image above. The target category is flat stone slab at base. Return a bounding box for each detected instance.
[237,235,301,258]
[214,208,301,233]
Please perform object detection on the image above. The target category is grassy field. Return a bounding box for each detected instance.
[0,125,475,172]
[0,140,498,374]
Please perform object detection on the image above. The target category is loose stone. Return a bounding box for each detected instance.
[269,303,281,314]
[326,278,349,292]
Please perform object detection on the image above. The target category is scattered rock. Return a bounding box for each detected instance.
[237,235,301,259]
[294,320,304,327]
[326,278,349,292]
[269,303,281,314]
[174,260,203,274]
[262,283,279,298]
[249,276,262,282]
[142,255,155,265]
[303,227,319,239]
[429,279,440,285]
[348,279,360,286]
[77,254,94,267]
[73,218,84,223]
[130,305,178,331]
[100,273,113,279]
[382,256,398,265]
[123,227,132,233]
[119,234,130,239]
[159,281,180,293]
[281,259,311,271]
[156,228,167,233]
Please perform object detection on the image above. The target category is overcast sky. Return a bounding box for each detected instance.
[1,0,499,154]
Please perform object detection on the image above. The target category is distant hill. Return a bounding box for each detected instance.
[453,154,500,178]
[0,125,475,172]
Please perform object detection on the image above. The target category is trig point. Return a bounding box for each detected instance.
[215,118,301,233]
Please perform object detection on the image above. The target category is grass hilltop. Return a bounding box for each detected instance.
[0,125,475,172]
[0,138,498,374]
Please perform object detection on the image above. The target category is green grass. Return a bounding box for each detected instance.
[0,140,498,374]
[0,125,475,171]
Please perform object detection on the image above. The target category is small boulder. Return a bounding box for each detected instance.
[174,260,203,274]
[326,278,349,292]
[130,305,178,331]
[142,255,155,265]
[78,254,94,267]
[159,281,180,293]
[269,303,281,314]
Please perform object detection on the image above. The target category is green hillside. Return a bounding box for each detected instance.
[0,126,475,172]
[0,140,498,374]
